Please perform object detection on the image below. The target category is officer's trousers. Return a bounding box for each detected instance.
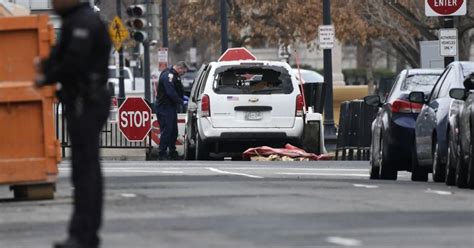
[156,105,178,156]
[65,96,110,248]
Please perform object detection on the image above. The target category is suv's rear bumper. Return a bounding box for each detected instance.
[198,117,304,142]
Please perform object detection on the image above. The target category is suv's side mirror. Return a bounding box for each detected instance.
[363,95,382,107]
[409,91,426,104]
[463,73,474,90]
[449,88,466,100]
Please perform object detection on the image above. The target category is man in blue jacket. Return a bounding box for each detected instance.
[156,61,188,160]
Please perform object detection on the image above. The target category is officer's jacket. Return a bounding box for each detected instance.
[41,3,111,104]
[156,67,184,107]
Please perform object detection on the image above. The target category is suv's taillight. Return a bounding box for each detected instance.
[296,94,304,117]
[391,99,422,113]
[201,94,210,117]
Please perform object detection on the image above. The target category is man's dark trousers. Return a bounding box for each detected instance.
[65,96,110,248]
[156,105,178,157]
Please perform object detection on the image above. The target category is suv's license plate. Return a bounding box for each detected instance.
[245,112,263,120]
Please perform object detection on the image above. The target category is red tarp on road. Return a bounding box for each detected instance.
[243,144,331,161]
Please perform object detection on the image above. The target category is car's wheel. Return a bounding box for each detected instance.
[369,138,380,180]
[455,147,469,188]
[465,143,474,189]
[183,131,195,160]
[370,165,380,180]
[411,141,428,182]
[445,130,457,186]
[379,135,397,180]
[195,132,209,160]
[432,141,446,183]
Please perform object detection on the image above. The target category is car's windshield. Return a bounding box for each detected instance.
[295,70,323,83]
[401,74,440,93]
[108,68,131,79]
[213,66,293,94]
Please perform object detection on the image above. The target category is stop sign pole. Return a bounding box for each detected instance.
[119,97,152,142]
[425,0,466,67]
[443,17,454,67]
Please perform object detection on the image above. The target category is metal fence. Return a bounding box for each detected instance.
[55,103,153,158]
[335,100,378,161]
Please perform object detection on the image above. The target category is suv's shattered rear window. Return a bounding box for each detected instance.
[213,66,293,94]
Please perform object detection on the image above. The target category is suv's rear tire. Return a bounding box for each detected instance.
[183,132,195,160]
[379,136,397,180]
[195,133,210,160]
[432,141,446,183]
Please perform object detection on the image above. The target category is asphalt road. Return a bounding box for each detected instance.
[1,160,473,248]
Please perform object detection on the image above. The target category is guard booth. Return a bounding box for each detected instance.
[0,15,60,200]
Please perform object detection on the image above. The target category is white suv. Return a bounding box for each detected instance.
[184,60,305,160]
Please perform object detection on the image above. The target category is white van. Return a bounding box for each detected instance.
[184,60,305,160]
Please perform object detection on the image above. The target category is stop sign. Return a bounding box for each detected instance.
[119,97,152,141]
[218,47,257,62]
[425,0,466,16]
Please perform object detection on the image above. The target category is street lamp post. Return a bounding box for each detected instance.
[322,0,337,148]
[220,0,228,54]
[162,0,168,48]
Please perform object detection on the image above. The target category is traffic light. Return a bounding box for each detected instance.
[126,4,148,42]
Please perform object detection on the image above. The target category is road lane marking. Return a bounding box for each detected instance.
[207,167,264,179]
[59,168,184,174]
[276,172,368,177]
[59,166,369,172]
[326,236,362,246]
[353,184,379,189]
[106,169,184,174]
[121,193,137,198]
[425,189,453,195]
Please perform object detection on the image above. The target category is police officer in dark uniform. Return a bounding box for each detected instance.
[34,0,111,247]
[156,61,189,160]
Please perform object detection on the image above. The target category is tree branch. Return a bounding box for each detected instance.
[383,0,438,40]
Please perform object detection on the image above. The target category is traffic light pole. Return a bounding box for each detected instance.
[220,0,228,53]
[444,17,455,68]
[116,0,126,105]
[144,0,151,102]
[322,0,337,148]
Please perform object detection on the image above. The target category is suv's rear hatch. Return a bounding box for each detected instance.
[208,66,297,128]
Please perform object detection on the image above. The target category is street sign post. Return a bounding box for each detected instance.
[425,0,466,16]
[158,47,169,71]
[119,97,152,142]
[318,25,334,49]
[439,29,458,57]
[109,16,129,51]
